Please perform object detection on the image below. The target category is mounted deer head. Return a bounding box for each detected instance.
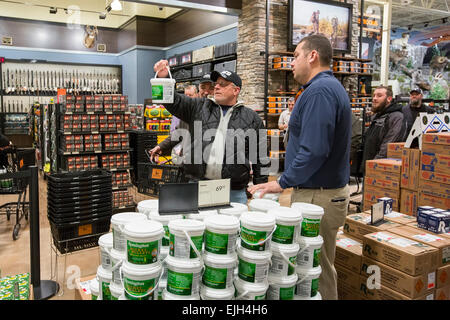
[84,25,98,49]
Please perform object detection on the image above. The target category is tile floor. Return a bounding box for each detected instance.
[0,172,362,300]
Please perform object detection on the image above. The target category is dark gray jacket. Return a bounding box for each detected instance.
[402,103,434,137]
[163,92,269,190]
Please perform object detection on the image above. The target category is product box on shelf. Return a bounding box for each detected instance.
[401,148,421,190]
[435,285,450,300]
[362,231,439,276]
[363,185,400,211]
[335,231,363,274]
[343,213,401,240]
[421,152,450,175]
[422,132,450,146]
[366,158,402,175]
[387,142,405,159]
[420,170,450,185]
[192,45,215,63]
[418,192,450,210]
[336,264,362,299]
[400,189,419,216]
[422,141,450,156]
[437,264,450,288]
[419,179,450,200]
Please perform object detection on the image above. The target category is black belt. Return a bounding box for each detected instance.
[293,186,335,190]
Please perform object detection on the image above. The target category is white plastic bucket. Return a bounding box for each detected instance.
[120,260,162,300]
[269,242,299,277]
[148,211,183,247]
[200,285,235,300]
[109,282,124,300]
[110,248,126,286]
[185,209,218,221]
[162,289,200,300]
[267,273,298,300]
[165,255,203,297]
[98,232,113,269]
[202,252,237,289]
[90,278,99,300]
[124,220,164,266]
[156,278,167,300]
[234,278,268,300]
[96,265,112,300]
[111,212,147,252]
[295,265,322,299]
[219,202,248,218]
[296,235,323,269]
[248,198,280,212]
[137,199,159,218]
[268,207,302,245]
[291,203,324,237]
[168,219,205,259]
[294,291,322,300]
[253,191,281,202]
[204,215,240,255]
[240,212,276,252]
[151,67,176,104]
[237,245,271,284]
[118,294,128,300]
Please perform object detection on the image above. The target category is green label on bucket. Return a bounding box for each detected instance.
[91,294,98,300]
[280,286,295,300]
[152,85,163,100]
[163,226,170,246]
[313,248,321,268]
[169,234,203,259]
[102,282,111,300]
[240,227,268,251]
[124,277,156,300]
[288,256,296,275]
[127,240,159,265]
[167,270,195,296]
[301,218,321,237]
[311,278,319,297]
[202,265,229,289]
[205,230,229,255]
[272,224,295,244]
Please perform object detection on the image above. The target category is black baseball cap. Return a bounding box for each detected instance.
[410,87,423,94]
[199,73,213,84]
[210,70,242,88]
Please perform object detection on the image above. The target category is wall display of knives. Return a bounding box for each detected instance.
[1,61,122,96]
[2,96,54,113]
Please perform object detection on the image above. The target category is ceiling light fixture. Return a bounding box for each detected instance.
[408,25,412,31]
[110,0,122,11]
[99,12,107,19]
[49,7,57,14]
[443,18,448,24]
[424,22,429,27]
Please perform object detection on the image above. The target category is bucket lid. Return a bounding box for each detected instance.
[203,251,237,266]
[291,203,324,216]
[267,207,302,223]
[219,202,248,215]
[111,212,147,225]
[162,289,200,300]
[168,218,205,233]
[204,214,240,231]
[122,260,162,277]
[90,278,99,291]
[97,265,112,280]
[185,209,218,221]
[270,241,300,255]
[137,200,158,211]
[98,232,113,248]
[109,282,124,295]
[240,212,276,229]
[124,220,164,238]
[237,245,272,261]
[268,273,298,286]
[254,191,281,201]
[296,265,322,277]
[294,291,322,300]
[234,277,269,293]
[248,199,280,212]
[110,248,126,261]
[200,285,235,299]
[165,255,203,270]
[297,235,324,247]
[149,211,183,223]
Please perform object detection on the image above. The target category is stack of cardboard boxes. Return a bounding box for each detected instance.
[400,144,421,216]
[363,158,402,212]
[336,211,450,300]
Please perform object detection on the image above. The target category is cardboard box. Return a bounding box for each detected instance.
[336,265,362,300]
[379,210,417,224]
[418,192,450,210]
[75,275,96,300]
[422,142,450,157]
[420,170,450,185]
[419,179,450,200]
[437,264,450,288]
[400,189,419,216]
[358,276,435,300]
[365,158,402,175]
[422,132,450,146]
[362,231,439,276]
[360,256,436,298]
[364,176,400,190]
[387,142,405,159]
[343,213,401,240]
[421,152,450,175]
[363,185,400,210]
[388,225,450,267]
[435,285,450,300]
[335,233,363,274]
[401,148,421,190]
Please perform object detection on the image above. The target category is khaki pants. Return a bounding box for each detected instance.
[291,185,349,300]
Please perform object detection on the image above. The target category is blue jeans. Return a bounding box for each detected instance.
[230,189,248,204]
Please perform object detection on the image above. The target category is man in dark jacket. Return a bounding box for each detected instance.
[402,87,434,137]
[360,85,406,174]
[153,60,269,204]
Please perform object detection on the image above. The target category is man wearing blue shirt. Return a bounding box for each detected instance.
[248,34,351,300]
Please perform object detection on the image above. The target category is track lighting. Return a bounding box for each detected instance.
[110,0,122,11]
[49,7,57,14]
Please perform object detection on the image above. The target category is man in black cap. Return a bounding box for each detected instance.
[198,73,215,98]
[402,87,434,136]
[153,60,269,204]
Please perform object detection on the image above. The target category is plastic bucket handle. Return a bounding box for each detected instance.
[279,250,296,270]
[154,66,173,80]
[119,265,163,300]
[110,259,123,272]
[240,225,277,247]
[297,242,311,256]
[182,229,202,260]
[235,289,249,300]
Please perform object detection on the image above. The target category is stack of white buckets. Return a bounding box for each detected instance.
[93,195,325,300]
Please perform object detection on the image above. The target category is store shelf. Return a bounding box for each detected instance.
[105,167,133,172]
[58,148,132,156]
[62,111,131,115]
[170,54,237,71]
[59,130,132,135]
[112,184,133,190]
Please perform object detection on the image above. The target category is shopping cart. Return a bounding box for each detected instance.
[0,146,35,240]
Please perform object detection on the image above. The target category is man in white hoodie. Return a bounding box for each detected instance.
[153,60,269,204]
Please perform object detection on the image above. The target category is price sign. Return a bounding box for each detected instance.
[198,179,230,208]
